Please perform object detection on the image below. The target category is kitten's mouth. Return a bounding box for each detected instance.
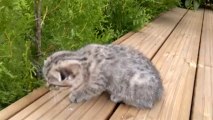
[48,84,60,90]
[46,82,72,89]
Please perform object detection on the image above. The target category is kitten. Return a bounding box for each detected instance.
[42,44,163,109]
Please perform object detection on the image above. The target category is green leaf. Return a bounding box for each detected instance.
[185,0,192,8]
[193,0,200,10]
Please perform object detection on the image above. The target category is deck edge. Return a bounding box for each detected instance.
[0,87,49,120]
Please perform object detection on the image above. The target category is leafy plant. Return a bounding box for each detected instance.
[185,0,201,9]
[0,0,43,109]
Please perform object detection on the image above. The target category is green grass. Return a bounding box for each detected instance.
[0,0,178,110]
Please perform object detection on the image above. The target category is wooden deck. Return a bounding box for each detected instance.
[0,7,213,120]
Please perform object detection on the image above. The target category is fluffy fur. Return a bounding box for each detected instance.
[43,44,163,109]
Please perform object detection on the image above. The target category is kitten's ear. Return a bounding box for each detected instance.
[59,60,81,77]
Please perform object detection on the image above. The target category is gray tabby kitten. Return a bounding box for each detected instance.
[43,44,163,109]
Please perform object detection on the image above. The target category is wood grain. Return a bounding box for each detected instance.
[191,9,213,120]
[0,87,48,120]
[9,88,66,120]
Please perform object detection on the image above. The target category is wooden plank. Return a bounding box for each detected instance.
[109,104,130,120]
[38,95,70,120]
[24,89,71,120]
[50,100,85,120]
[121,8,187,58]
[0,87,48,120]
[79,93,112,120]
[9,88,66,120]
[192,9,213,120]
[66,94,108,120]
[155,10,202,119]
[3,8,187,120]
[91,97,117,120]
[112,32,135,44]
[110,9,203,120]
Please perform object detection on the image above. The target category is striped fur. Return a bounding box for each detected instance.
[42,44,163,109]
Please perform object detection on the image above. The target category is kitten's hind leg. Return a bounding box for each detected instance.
[110,94,122,103]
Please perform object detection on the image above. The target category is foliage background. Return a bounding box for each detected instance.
[0,0,178,110]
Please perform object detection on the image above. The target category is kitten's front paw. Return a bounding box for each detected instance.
[110,95,122,103]
[69,93,86,103]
